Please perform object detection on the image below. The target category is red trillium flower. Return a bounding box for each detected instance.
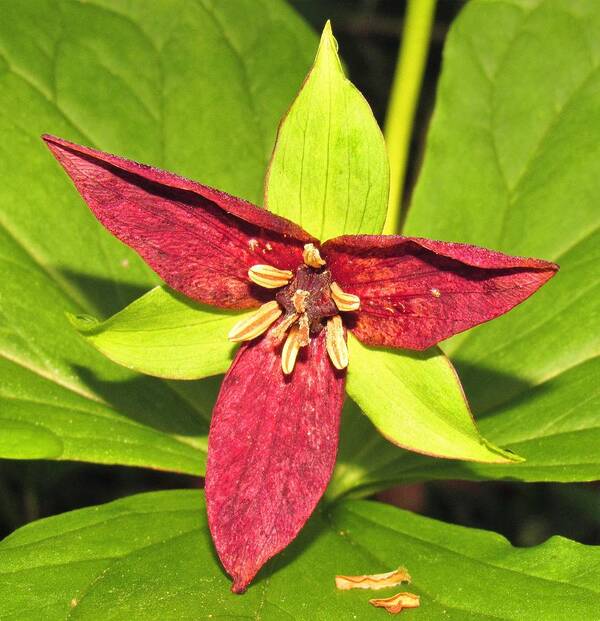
[43,134,557,593]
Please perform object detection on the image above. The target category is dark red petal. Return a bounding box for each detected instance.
[43,135,316,309]
[206,329,345,593]
[323,235,558,350]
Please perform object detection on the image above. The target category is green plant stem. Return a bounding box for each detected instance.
[383,0,437,234]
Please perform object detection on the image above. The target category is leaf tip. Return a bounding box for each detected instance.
[66,311,100,334]
[317,19,342,71]
[482,439,525,464]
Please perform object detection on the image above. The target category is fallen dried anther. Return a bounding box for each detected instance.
[369,592,420,615]
[335,567,411,591]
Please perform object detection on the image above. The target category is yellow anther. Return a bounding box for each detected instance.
[303,243,326,268]
[228,301,282,342]
[272,312,299,341]
[281,325,302,375]
[248,264,293,289]
[326,315,348,370]
[330,282,360,312]
[292,289,310,314]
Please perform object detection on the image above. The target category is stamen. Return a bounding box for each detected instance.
[326,315,348,370]
[330,282,360,312]
[228,301,282,342]
[292,289,310,313]
[303,243,326,268]
[281,325,302,375]
[272,312,299,341]
[297,313,311,347]
[248,264,293,289]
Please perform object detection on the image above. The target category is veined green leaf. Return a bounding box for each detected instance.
[405,0,600,412]
[333,356,600,498]
[345,334,520,464]
[332,0,600,496]
[0,0,316,469]
[69,287,243,380]
[265,21,389,239]
[1,490,598,620]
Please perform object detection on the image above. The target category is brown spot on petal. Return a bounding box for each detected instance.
[369,592,420,614]
[335,567,411,591]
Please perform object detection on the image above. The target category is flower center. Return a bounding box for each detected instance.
[228,243,360,374]
[275,265,338,335]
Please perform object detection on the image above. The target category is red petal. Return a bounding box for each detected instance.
[206,329,345,592]
[43,135,316,309]
[323,235,558,350]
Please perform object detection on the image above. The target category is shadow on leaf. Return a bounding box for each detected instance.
[72,364,219,438]
[58,268,154,317]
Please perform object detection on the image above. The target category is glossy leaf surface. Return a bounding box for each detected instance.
[0,490,598,620]
[0,0,315,469]
[332,0,600,495]
[333,358,600,498]
[406,0,600,412]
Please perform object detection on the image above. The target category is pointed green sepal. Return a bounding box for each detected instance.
[346,334,523,464]
[68,287,246,380]
[265,21,389,239]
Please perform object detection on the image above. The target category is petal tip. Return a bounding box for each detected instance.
[230,579,249,595]
[227,563,257,594]
[41,133,64,148]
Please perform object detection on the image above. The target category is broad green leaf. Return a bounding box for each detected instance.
[332,356,600,498]
[345,334,520,464]
[405,0,600,411]
[69,286,243,380]
[1,490,598,620]
[331,0,600,496]
[0,0,315,469]
[265,21,389,239]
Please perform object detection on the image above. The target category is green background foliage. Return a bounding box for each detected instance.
[2,490,598,620]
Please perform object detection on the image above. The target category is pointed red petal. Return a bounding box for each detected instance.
[323,235,558,350]
[206,329,345,593]
[43,135,316,309]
